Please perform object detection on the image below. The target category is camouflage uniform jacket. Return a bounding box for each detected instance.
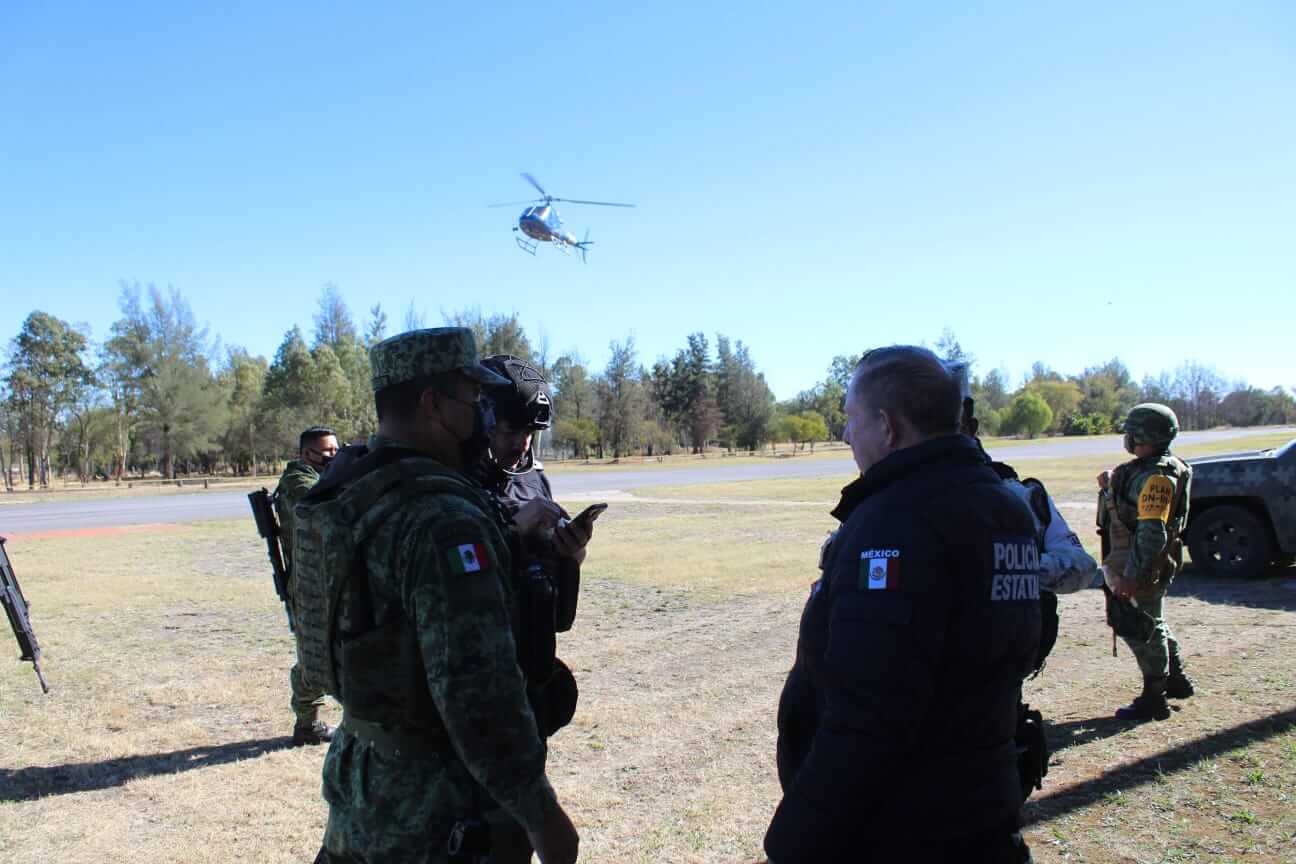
[274,459,319,573]
[1109,451,1192,593]
[320,436,555,862]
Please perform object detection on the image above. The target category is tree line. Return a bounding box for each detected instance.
[3,294,1293,490]
[782,330,1296,442]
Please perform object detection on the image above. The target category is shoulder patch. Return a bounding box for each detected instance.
[818,529,839,572]
[1137,474,1174,522]
[432,518,499,577]
[858,548,901,591]
[991,534,1040,602]
[446,542,490,574]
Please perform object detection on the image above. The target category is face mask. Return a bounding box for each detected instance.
[305,448,335,472]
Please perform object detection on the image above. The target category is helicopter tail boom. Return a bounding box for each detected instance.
[574,229,593,264]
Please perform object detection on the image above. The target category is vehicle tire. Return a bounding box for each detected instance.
[1186,505,1274,578]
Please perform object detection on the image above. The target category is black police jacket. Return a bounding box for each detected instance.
[474,460,583,739]
[766,435,1041,863]
[474,459,553,514]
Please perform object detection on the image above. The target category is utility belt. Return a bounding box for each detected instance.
[339,711,450,761]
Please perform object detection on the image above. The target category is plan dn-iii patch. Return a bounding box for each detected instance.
[990,535,1040,602]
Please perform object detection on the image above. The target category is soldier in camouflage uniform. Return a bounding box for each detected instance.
[311,328,579,864]
[1098,403,1195,722]
[275,425,340,746]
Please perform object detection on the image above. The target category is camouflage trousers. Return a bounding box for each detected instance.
[290,660,326,726]
[1122,588,1180,682]
[321,726,536,864]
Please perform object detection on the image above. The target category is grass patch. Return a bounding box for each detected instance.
[582,500,834,597]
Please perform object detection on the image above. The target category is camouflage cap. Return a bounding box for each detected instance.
[1121,402,1179,446]
[369,328,509,393]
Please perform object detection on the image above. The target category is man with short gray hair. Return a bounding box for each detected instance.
[766,345,1037,863]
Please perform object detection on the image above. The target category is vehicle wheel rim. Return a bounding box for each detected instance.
[1203,520,1252,569]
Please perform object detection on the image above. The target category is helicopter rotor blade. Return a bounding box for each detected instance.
[521,172,548,198]
[487,200,540,208]
[551,197,636,208]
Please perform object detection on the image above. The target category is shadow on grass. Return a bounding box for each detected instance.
[1046,715,1131,753]
[1023,706,1296,827]
[1172,564,1296,612]
[0,736,294,803]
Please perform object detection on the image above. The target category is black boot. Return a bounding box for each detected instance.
[1116,678,1170,722]
[1166,647,1194,699]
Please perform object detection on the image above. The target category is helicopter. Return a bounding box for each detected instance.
[489,173,634,262]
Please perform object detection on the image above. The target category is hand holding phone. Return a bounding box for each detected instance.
[554,503,605,560]
[514,498,564,538]
[572,502,608,527]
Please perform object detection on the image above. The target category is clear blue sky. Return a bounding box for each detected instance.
[3,2,1294,399]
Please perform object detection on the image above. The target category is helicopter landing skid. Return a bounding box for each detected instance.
[514,235,538,256]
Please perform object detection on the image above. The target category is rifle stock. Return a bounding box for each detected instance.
[1,536,50,694]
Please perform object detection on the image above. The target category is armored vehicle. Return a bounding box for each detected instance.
[1186,438,1296,578]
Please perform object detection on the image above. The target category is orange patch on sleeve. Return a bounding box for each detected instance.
[1137,475,1174,522]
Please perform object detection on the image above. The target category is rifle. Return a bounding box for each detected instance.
[248,488,292,623]
[1,536,50,693]
[1101,582,1157,657]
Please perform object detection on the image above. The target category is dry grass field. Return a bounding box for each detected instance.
[1,432,1293,863]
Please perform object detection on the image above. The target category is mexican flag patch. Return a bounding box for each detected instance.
[447,542,489,575]
[858,548,901,591]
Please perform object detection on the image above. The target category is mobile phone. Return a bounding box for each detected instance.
[573,502,608,526]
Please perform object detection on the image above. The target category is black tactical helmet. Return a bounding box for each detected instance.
[480,355,553,430]
[1121,403,1179,449]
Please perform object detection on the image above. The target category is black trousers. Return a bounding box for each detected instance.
[870,826,1032,864]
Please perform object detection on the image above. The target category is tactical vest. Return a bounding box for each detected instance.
[292,450,493,698]
[272,461,318,572]
[1106,453,1191,592]
[1113,453,1192,539]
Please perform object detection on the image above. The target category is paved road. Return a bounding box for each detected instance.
[3,427,1291,534]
